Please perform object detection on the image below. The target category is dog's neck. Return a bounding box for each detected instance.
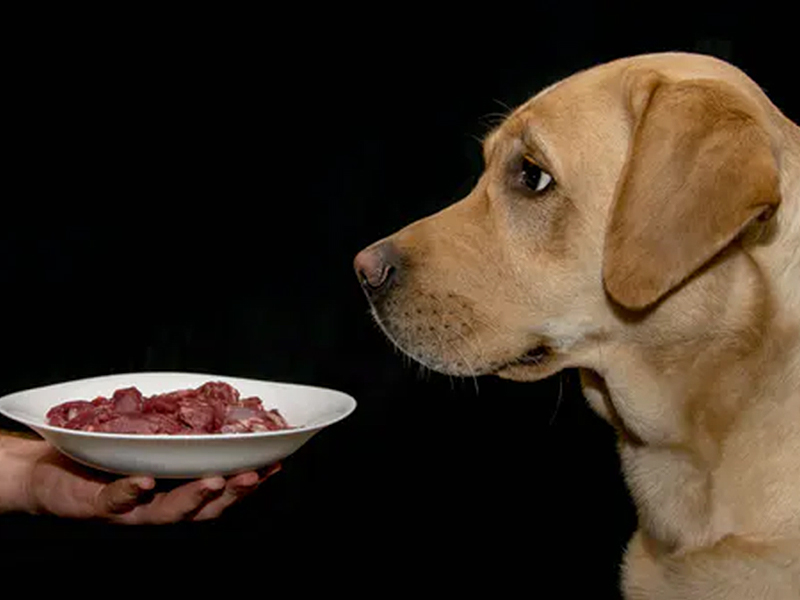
[582,278,800,552]
[762,118,800,318]
[580,131,800,550]
[592,235,800,442]
[754,117,800,393]
[591,116,800,445]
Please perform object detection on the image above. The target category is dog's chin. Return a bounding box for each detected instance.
[372,298,563,381]
[385,328,562,382]
[418,345,562,381]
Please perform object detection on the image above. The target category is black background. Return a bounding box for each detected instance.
[1,6,794,595]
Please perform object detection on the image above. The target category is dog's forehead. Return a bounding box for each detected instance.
[515,53,767,118]
[483,68,619,164]
[483,52,769,171]
[484,53,767,165]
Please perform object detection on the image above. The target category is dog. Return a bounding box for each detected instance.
[354,52,800,599]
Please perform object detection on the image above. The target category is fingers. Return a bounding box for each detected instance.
[95,476,156,515]
[190,464,281,522]
[153,477,227,524]
[189,473,258,521]
[110,477,225,525]
[99,463,282,525]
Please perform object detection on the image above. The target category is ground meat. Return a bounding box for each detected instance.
[46,382,292,434]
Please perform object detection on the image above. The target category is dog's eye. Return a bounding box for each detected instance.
[521,155,553,193]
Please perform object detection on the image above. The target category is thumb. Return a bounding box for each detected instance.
[95,476,155,515]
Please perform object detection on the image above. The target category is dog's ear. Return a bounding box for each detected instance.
[602,72,780,310]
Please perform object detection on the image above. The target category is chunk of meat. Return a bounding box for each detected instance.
[178,401,220,433]
[46,400,94,427]
[46,382,292,434]
[221,406,289,433]
[112,387,144,414]
[91,413,187,434]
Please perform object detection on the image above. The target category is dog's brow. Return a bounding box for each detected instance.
[521,128,555,173]
[483,121,554,173]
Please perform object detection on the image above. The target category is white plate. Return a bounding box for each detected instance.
[0,372,356,478]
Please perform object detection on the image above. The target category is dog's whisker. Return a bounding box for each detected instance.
[427,293,491,386]
[422,296,482,392]
[470,312,506,342]
[470,133,486,146]
[427,317,480,395]
[548,371,566,426]
[491,98,514,113]
[443,325,483,395]
[427,317,456,386]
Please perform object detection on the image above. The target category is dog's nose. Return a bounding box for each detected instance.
[354,241,398,294]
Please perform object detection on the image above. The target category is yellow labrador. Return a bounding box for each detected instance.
[354,52,800,599]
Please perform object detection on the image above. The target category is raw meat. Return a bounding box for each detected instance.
[46,382,291,434]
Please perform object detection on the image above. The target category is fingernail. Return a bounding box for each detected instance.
[238,472,259,487]
[133,477,155,491]
[204,478,226,493]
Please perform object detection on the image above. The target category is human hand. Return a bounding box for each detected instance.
[1,436,280,523]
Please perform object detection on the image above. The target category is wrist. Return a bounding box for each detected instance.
[0,435,44,514]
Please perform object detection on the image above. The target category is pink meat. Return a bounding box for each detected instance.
[221,406,290,433]
[92,413,187,434]
[46,382,292,434]
[177,401,220,433]
[143,391,182,414]
[112,387,143,413]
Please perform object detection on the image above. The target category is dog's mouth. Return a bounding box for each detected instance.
[364,278,560,380]
[503,345,553,368]
[491,344,558,379]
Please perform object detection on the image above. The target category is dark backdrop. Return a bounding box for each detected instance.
[1,7,793,595]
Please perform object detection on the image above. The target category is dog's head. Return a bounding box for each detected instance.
[354,53,782,385]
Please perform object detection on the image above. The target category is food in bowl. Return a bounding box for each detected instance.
[46,381,291,434]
